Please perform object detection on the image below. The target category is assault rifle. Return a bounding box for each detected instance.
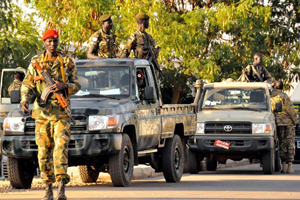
[144,46,161,73]
[32,61,68,108]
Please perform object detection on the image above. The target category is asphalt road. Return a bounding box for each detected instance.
[0,163,300,200]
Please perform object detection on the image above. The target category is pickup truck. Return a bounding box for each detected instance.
[188,82,281,174]
[1,58,198,188]
[0,68,26,180]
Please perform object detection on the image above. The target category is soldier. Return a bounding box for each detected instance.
[244,53,272,83]
[121,13,161,73]
[21,29,81,200]
[8,69,24,97]
[87,14,118,59]
[271,80,297,173]
[137,70,146,100]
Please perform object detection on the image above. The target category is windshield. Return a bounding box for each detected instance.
[201,87,268,111]
[72,66,130,98]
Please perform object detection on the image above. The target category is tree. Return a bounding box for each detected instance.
[0,1,41,71]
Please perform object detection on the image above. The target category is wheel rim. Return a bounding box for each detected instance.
[123,146,130,173]
[174,145,181,170]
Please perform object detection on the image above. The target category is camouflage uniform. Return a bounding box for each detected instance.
[122,30,156,59]
[88,29,118,58]
[244,64,272,83]
[8,79,22,97]
[271,89,298,162]
[21,52,81,184]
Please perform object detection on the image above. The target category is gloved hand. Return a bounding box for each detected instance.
[21,101,29,114]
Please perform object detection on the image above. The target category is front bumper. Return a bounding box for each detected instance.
[188,136,274,153]
[1,133,122,159]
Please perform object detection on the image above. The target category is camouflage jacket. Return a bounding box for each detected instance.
[8,80,22,97]
[271,89,298,126]
[88,29,118,58]
[21,52,81,120]
[122,31,155,58]
[245,64,272,83]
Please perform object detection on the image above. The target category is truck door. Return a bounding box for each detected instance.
[136,66,161,150]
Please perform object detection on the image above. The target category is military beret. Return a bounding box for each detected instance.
[135,13,149,20]
[137,71,145,78]
[100,14,111,22]
[42,29,59,41]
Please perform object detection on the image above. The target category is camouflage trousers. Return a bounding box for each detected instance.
[35,118,71,184]
[277,125,295,162]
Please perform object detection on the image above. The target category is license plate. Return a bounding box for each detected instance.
[297,141,300,148]
[214,139,230,149]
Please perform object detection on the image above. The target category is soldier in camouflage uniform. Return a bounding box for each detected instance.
[8,70,24,97]
[271,80,297,174]
[244,53,272,83]
[121,13,161,73]
[21,29,81,200]
[137,70,146,100]
[87,14,118,59]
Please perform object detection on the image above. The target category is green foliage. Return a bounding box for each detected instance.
[0,1,41,71]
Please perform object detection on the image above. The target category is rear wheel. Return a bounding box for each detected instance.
[109,134,134,187]
[8,157,35,189]
[188,150,203,174]
[275,149,281,172]
[78,165,100,183]
[262,149,275,174]
[162,135,184,182]
[206,156,217,171]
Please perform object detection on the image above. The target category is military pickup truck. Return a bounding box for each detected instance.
[188,82,281,174]
[0,68,26,180]
[1,59,198,188]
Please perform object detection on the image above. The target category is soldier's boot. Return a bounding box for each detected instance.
[41,183,53,200]
[56,182,67,200]
[282,162,288,173]
[287,162,295,174]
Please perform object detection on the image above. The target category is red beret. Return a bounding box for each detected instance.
[137,71,145,78]
[42,29,59,41]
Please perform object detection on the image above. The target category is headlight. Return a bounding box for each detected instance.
[252,123,272,134]
[196,123,205,134]
[89,115,119,130]
[3,117,25,133]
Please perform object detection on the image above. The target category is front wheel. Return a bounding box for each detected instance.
[8,157,35,189]
[262,149,275,174]
[109,134,134,187]
[162,135,184,182]
[78,165,100,183]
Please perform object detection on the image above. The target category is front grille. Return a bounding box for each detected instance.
[24,115,87,134]
[204,139,251,147]
[205,121,252,134]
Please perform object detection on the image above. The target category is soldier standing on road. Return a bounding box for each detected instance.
[21,29,81,200]
[87,14,119,59]
[121,13,161,73]
[271,80,297,173]
[8,69,24,97]
[239,53,272,83]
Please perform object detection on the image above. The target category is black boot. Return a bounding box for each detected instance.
[41,183,53,200]
[56,182,67,200]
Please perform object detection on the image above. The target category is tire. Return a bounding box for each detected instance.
[275,149,281,172]
[78,165,100,183]
[206,156,217,171]
[8,157,35,189]
[162,135,184,182]
[188,150,203,174]
[109,134,134,187]
[262,149,275,174]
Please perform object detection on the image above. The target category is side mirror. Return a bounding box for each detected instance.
[144,86,155,102]
[274,103,282,113]
[10,90,21,104]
